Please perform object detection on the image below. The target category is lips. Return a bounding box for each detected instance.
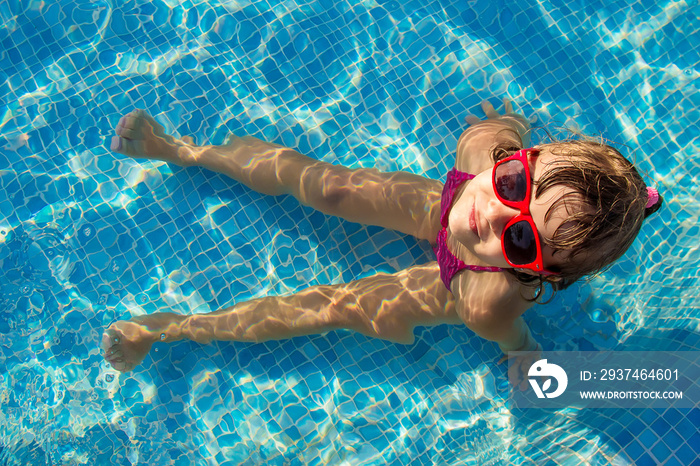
[470,202,479,239]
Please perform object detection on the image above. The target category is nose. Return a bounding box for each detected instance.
[484,197,520,235]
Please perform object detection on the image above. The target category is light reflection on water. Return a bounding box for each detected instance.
[0,0,698,464]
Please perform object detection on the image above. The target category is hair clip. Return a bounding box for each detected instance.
[646,187,659,209]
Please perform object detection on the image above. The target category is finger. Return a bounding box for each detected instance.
[482,100,499,118]
[101,329,121,351]
[181,136,194,144]
[108,356,124,366]
[101,331,113,352]
[106,348,123,359]
[503,98,513,114]
[508,364,518,386]
[512,363,528,389]
[117,115,139,131]
[465,115,481,125]
[120,138,144,156]
[116,126,138,139]
[109,136,124,152]
[110,360,126,371]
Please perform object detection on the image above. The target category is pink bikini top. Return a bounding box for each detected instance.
[434,168,504,291]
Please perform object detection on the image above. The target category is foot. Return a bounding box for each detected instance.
[109,109,196,166]
[101,312,186,373]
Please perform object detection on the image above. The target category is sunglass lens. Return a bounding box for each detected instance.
[503,220,537,265]
[495,159,527,202]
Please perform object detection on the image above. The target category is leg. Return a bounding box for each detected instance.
[102,263,454,372]
[111,111,443,241]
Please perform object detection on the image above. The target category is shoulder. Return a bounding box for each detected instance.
[451,270,535,328]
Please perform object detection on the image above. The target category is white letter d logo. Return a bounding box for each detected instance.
[528,359,568,398]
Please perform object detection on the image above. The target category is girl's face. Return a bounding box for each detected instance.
[449,151,578,272]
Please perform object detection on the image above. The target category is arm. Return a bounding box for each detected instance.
[177,262,457,345]
[103,263,457,372]
[455,297,543,391]
[494,316,541,352]
[457,303,540,353]
[451,271,540,354]
[474,309,544,391]
[174,134,444,242]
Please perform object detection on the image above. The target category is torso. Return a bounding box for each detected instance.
[438,127,535,319]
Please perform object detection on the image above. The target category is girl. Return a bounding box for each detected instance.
[101,99,661,387]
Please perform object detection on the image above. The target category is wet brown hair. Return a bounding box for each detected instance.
[491,138,663,295]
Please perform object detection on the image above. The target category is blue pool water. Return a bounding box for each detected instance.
[1,0,699,464]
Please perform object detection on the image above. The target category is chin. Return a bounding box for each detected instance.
[471,249,507,268]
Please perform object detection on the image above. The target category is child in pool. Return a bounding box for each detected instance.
[101,99,662,387]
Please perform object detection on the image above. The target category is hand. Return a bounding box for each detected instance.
[465,98,532,147]
[110,109,197,166]
[498,345,543,392]
[465,98,516,125]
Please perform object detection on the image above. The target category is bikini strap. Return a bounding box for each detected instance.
[440,168,476,227]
